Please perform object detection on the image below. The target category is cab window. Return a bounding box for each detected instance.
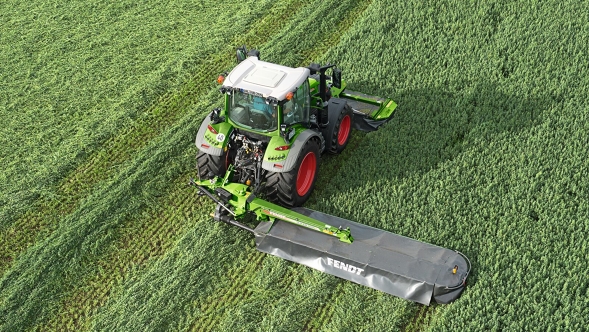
[282,81,310,125]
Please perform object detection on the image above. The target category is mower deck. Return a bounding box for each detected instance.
[254,208,469,305]
[340,90,397,132]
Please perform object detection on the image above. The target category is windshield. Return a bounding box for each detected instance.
[228,90,277,131]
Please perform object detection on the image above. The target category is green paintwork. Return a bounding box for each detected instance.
[195,165,354,243]
[340,91,397,120]
[264,135,291,162]
[309,76,396,121]
[329,80,347,98]
[204,121,234,149]
[308,78,347,98]
[198,63,397,243]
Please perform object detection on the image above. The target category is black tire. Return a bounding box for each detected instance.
[196,150,227,180]
[324,103,353,154]
[265,138,320,208]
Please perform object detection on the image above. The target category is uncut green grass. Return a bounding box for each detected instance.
[1,0,588,331]
[313,0,589,330]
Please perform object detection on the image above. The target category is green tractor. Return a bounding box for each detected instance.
[192,48,470,305]
[195,47,396,207]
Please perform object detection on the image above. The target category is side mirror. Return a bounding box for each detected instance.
[210,107,223,123]
[247,49,260,60]
[280,124,295,144]
[332,67,342,89]
[236,46,247,64]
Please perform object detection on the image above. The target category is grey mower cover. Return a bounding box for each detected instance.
[254,208,470,305]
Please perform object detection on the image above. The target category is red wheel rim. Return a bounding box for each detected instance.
[337,115,351,146]
[296,152,317,196]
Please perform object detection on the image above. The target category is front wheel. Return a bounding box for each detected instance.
[325,103,353,154]
[265,138,320,207]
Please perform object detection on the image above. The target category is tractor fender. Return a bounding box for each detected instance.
[262,129,322,173]
[195,113,233,157]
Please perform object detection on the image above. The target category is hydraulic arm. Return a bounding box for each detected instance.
[190,165,354,243]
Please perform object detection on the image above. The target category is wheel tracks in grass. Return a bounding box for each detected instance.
[0,0,307,278]
[298,0,373,63]
[189,251,266,332]
[401,304,437,332]
[303,281,345,332]
[34,176,203,331]
[305,281,417,331]
[0,117,202,331]
[0,61,218,277]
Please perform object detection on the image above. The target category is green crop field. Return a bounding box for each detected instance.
[1,0,588,330]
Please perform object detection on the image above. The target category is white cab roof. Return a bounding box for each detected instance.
[223,57,310,100]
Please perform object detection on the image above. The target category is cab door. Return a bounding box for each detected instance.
[282,80,310,126]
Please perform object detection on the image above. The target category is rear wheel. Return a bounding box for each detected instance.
[196,150,227,180]
[266,138,320,207]
[326,103,353,154]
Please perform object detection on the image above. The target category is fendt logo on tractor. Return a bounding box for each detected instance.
[326,257,364,276]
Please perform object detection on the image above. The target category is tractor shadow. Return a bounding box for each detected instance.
[315,81,546,191]
[310,80,548,220]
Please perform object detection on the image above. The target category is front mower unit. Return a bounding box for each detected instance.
[340,90,397,132]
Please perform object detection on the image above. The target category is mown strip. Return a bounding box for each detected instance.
[35,175,203,331]
[187,250,266,332]
[220,264,340,332]
[309,282,416,332]
[23,0,313,330]
[303,282,345,331]
[402,304,438,332]
[0,0,250,227]
[0,86,220,331]
[0,0,290,277]
[0,0,288,327]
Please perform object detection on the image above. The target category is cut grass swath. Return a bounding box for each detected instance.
[9,0,321,329]
[0,0,305,277]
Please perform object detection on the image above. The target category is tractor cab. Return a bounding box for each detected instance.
[220,55,311,134]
